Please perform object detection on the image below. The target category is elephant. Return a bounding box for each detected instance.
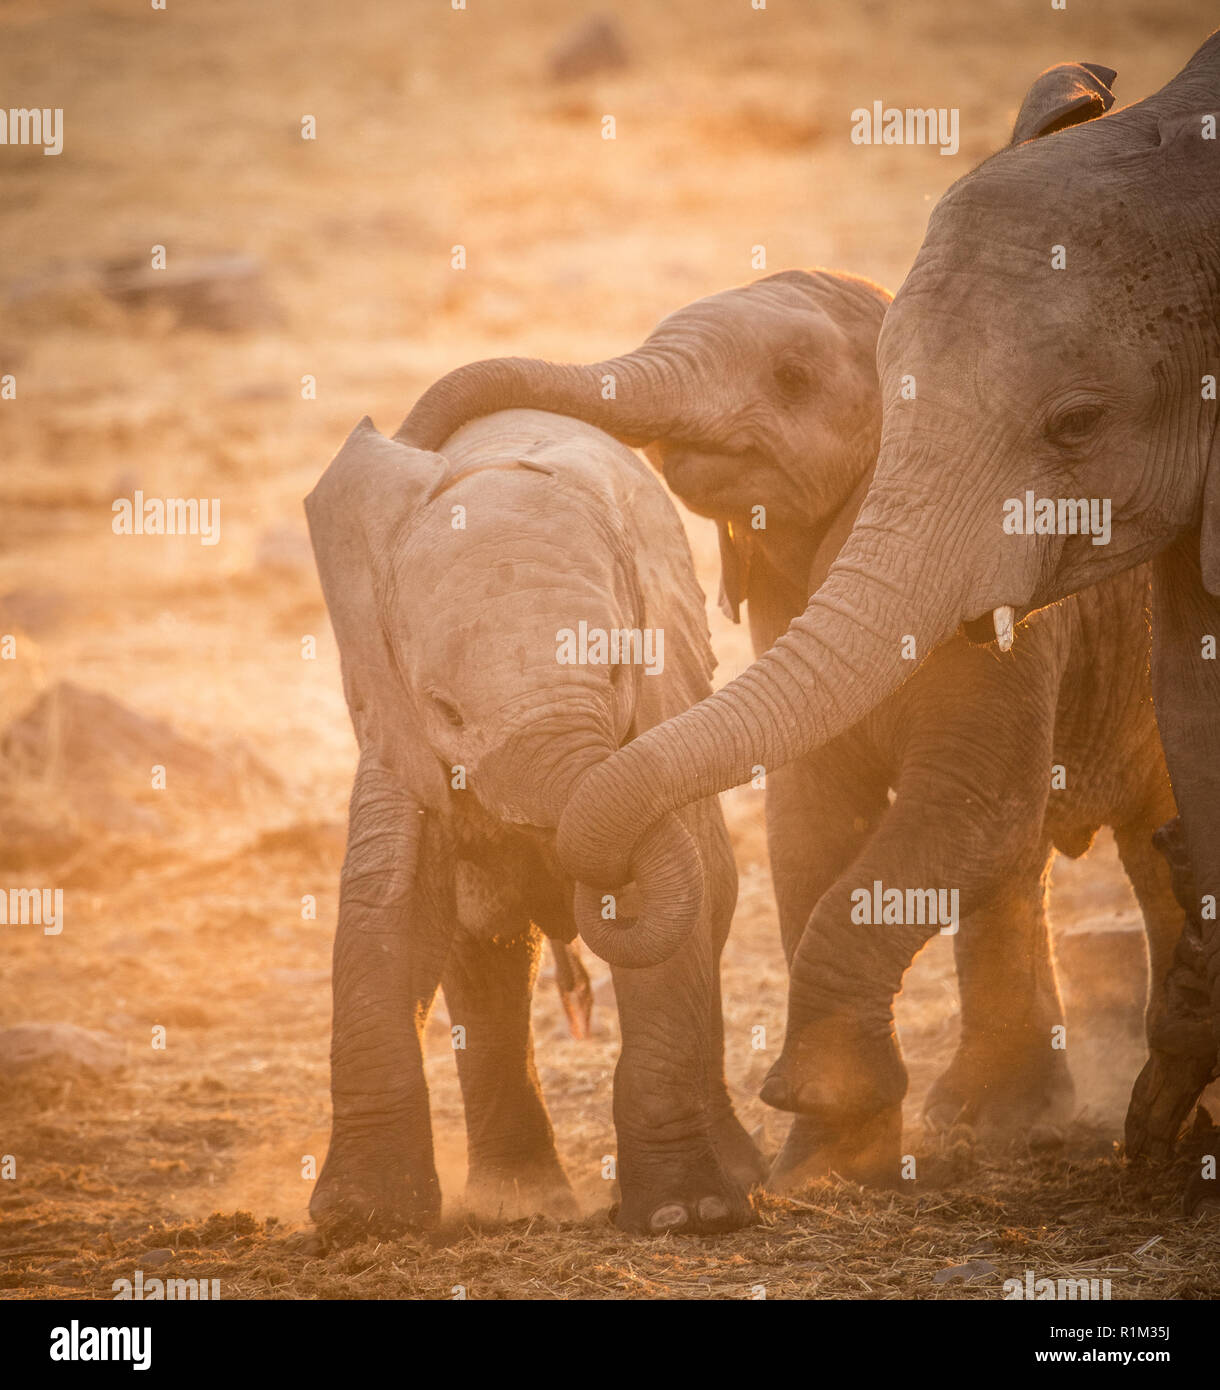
[304,407,763,1240]
[518,30,1216,1164]
[381,64,1184,1182]
[637,273,1182,1182]
[385,266,1181,1186]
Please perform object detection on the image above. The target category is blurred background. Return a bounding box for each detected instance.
[0,0,1216,1298]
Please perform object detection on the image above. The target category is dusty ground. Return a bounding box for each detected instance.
[1,0,1218,1300]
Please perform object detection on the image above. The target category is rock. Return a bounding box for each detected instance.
[100,254,281,332]
[0,1022,123,1076]
[0,589,68,637]
[933,1258,997,1284]
[547,15,629,83]
[0,682,283,868]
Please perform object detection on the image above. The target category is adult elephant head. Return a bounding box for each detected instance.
[545,35,1220,1154]
[547,36,1213,852]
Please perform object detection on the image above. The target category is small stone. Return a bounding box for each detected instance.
[933,1258,997,1284]
[548,15,629,83]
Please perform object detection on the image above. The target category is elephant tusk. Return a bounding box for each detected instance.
[993,605,1015,651]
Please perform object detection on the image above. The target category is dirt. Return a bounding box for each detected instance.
[1,0,1218,1300]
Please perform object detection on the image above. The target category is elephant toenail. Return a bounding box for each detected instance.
[649,1203,689,1232]
[697,1196,730,1222]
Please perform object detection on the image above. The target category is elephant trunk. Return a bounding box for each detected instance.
[394,350,698,452]
[482,722,706,971]
[557,487,971,888]
[570,812,704,969]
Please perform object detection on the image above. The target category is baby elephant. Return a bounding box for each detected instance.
[305,408,762,1240]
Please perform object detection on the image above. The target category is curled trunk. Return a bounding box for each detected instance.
[571,813,705,969]
[557,496,969,888]
[490,724,707,971]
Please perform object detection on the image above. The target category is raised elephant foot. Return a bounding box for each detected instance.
[1124,1046,1216,1160]
[614,1147,755,1234]
[310,1138,441,1245]
[922,1044,1075,1137]
[759,1022,907,1125]
[465,1155,580,1223]
[767,1108,904,1191]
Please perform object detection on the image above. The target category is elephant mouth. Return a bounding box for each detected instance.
[657,442,779,519]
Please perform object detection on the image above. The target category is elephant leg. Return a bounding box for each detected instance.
[1115,817,1186,1046]
[761,699,1057,1187]
[705,963,768,1192]
[923,852,1074,1135]
[1126,535,1220,1158]
[767,743,889,967]
[442,924,577,1221]
[310,758,452,1241]
[610,807,754,1234]
[764,743,890,1189]
[699,817,767,1192]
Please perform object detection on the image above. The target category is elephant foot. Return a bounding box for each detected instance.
[465,1154,579,1223]
[310,1136,441,1244]
[615,1148,754,1235]
[1124,1046,1216,1161]
[1126,897,1218,1159]
[767,1108,904,1191]
[760,1022,907,1122]
[923,1042,1074,1136]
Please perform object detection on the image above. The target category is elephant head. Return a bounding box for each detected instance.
[389,54,1159,899]
[397,270,891,622]
[542,41,1212,893]
[306,411,707,968]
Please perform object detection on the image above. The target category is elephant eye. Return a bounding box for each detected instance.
[1045,400,1106,444]
[773,361,812,402]
[429,691,464,728]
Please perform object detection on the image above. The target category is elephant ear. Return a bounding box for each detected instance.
[304,417,449,767]
[717,520,753,623]
[1011,61,1117,144]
